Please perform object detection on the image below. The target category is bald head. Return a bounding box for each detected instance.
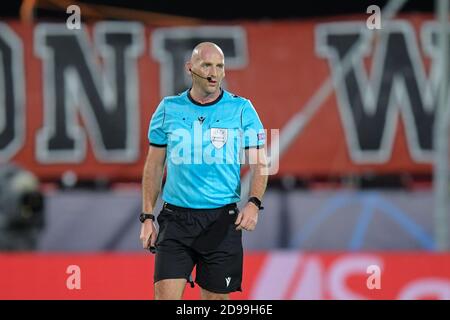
[190,42,224,63]
[186,42,225,95]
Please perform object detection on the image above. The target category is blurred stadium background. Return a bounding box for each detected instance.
[1,0,450,299]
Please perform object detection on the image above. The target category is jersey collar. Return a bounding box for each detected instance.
[188,88,224,106]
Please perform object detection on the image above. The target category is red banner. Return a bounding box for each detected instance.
[1,252,449,300]
[1,15,440,180]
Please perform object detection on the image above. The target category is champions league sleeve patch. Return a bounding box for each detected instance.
[257,132,265,141]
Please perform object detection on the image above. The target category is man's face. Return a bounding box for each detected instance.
[192,51,225,94]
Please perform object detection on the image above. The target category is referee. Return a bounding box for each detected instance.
[140,42,268,300]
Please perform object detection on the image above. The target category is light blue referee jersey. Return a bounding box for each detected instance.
[148,89,265,209]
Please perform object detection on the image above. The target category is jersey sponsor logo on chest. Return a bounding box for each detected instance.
[210,128,228,149]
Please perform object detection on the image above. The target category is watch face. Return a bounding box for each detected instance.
[139,214,145,222]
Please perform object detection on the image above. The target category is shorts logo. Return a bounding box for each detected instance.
[210,128,228,149]
[225,277,231,287]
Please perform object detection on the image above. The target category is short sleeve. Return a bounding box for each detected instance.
[147,100,167,147]
[242,100,265,149]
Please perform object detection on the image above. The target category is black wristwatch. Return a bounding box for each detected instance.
[248,197,264,210]
[139,213,155,223]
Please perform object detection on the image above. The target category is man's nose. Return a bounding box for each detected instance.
[209,67,219,77]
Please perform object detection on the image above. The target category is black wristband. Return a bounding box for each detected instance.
[248,197,264,210]
[139,213,155,223]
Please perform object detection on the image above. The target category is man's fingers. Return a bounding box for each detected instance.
[146,233,153,249]
[236,216,257,231]
[143,234,151,248]
[148,232,157,254]
[139,229,147,248]
[140,221,156,249]
[244,222,254,231]
[236,216,249,230]
[247,218,257,231]
[234,212,243,225]
[140,230,152,249]
[150,230,157,247]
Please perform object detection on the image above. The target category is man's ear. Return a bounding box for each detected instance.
[185,61,192,74]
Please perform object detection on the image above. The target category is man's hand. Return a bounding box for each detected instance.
[235,202,259,231]
[140,220,158,249]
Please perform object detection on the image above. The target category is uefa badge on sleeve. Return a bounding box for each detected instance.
[257,132,265,141]
[210,128,228,149]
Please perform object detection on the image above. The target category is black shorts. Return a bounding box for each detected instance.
[154,202,243,294]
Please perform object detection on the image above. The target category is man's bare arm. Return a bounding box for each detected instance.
[140,146,166,249]
[142,146,166,213]
[247,146,268,201]
[235,146,268,231]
